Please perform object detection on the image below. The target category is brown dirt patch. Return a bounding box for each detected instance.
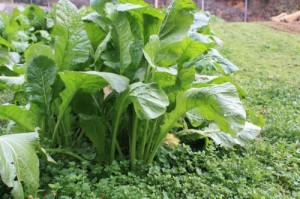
[261,21,300,34]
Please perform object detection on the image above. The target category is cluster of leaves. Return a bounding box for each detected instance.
[0,0,260,197]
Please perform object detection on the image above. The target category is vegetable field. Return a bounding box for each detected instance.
[0,0,299,198]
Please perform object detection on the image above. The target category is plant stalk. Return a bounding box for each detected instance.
[130,113,139,169]
[144,118,158,160]
[46,148,86,162]
[138,120,149,160]
[110,96,126,163]
[52,92,76,144]
[147,112,184,163]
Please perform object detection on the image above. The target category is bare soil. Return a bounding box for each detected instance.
[261,21,300,34]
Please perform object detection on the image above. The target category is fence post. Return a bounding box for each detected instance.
[154,0,158,8]
[201,0,205,11]
[244,0,248,22]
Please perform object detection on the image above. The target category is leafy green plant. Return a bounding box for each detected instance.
[0,0,259,169]
[0,3,261,197]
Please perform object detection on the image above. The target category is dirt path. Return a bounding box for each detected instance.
[260,21,300,34]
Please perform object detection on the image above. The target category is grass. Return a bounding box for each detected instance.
[213,22,300,87]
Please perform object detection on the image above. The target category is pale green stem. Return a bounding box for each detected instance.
[144,119,158,160]
[116,140,123,158]
[46,148,86,162]
[52,92,76,144]
[130,114,139,169]
[147,112,184,163]
[110,101,124,163]
[138,120,149,160]
[144,64,151,83]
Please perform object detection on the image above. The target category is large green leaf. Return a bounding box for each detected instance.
[58,71,129,110]
[192,75,247,97]
[117,0,163,44]
[83,13,107,51]
[157,37,210,68]
[143,35,160,68]
[91,0,110,14]
[177,122,260,147]
[162,83,246,136]
[206,122,261,147]
[11,40,29,53]
[152,0,212,68]
[185,108,204,128]
[117,0,163,19]
[189,12,223,46]
[113,82,169,124]
[53,71,129,140]
[152,66,177,88]
[0,13,7,34]
[82,12,110,32]
[23,5,46,29]
[80,115,107,160]
[24,43,55,66]
[106,3,143,78]
[128,82,169,120]
[159,0,195,45]
[194,49,239,75]
[190,12,210,31]
[0,132,39,198]
[52,0,91,70]
[93,31,111,63]
[26,56,57,115]
[0,104,38,131]
[116,3,144,11]
[0,49,20,73]
[0,37,13,49]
